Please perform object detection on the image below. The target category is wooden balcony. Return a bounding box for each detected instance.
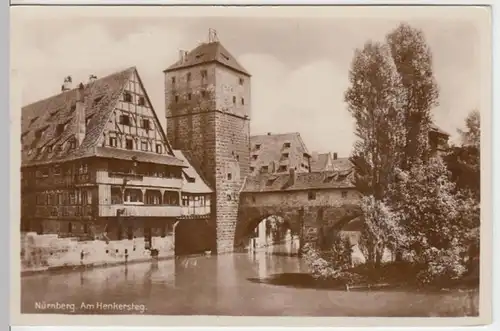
[99,204,182,217]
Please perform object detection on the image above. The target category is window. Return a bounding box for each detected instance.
[187,72,191,82]
[124,189,143,203]
[109,136,117,147]
[278,165,287,172]
[201,70,208,79]
[241,97,245,105]
[252,155,258,160]
[138,96,145,106]
[201,90,206,98]
[126,138,133,150]
[68,222,72,234]
[233,96,236,104]
[119,114,131,126]
[56,123,65,136]
[123,92,132,103]
[250,166,255,172]
[284,142,291,148]
[141,119,150,130]
[261,166,268,173]
[308,191,316,200]
[165,191,179,205]
[255,144,261,150]
[175,95,179,103]
[227,173,232,180]
[70,140,76,149]
[171,77,176,84]
[188,93,192,100]
[182,195,189,206]
[155,144,162,154]
[111,187,122,204]
[141,141,148,151]
[53,165,61,176]
[47,145,53,153]
[239,78,244,85]
[341,191,348,198]
[282,153,289,159]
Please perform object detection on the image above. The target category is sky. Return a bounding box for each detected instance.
[12,7,486,157]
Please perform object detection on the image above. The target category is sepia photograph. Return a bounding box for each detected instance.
[9,4,492,327]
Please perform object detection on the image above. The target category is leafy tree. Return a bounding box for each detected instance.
[444,110,480,200]
[391,157,476,272]
[386,23,439,168]
[358,196,405,266]
[344,41,406,200]
[458,110,480,148]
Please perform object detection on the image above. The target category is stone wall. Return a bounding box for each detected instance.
[20,232,174,273]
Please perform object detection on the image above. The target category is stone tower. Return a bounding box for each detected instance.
[164,30,251,253]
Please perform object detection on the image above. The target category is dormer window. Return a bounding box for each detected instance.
[125,138,134,150]
[70,140,76,149]
[141,118,150,130]
[109,136,117,147]
[138,96,146,106]
[119,114,131,126]
[284,142,291,148]
[123,92,132,103]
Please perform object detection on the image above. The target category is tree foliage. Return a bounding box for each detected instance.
[386,23,439,168]
[345,41,406,200]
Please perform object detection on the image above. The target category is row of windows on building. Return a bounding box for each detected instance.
[171,70,245,86]
[108,135,164,154]
[109,187,211,207]
[110,187,180,205]
[108,161,182,179]
[122,91,146,106]
[35,188,93,206]
[172,92,245,106]
[22,162,89,179]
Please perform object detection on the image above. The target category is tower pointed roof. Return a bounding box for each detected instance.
[164,41,250,77]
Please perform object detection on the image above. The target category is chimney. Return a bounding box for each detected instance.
[61,75,72,92]
[288,167,296,186]
[333,152,338,160]
[88,74,97,84]
[75,83,86,146]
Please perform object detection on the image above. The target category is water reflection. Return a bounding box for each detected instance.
[21,244,477,317]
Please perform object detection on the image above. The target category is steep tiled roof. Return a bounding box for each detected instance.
[241,169,355,193]
[164,41,250,76]
[173,150,213,194]
[332,157,353,171]
[21,67,179,168]
[250,132,310,173]
[310,153,331,172]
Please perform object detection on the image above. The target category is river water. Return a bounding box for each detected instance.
[21,245,478,317]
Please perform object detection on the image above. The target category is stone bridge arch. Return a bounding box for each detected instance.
[235,192,362,251]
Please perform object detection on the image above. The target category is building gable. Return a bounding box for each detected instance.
[98,69,174,158]
[21,68,134,167]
